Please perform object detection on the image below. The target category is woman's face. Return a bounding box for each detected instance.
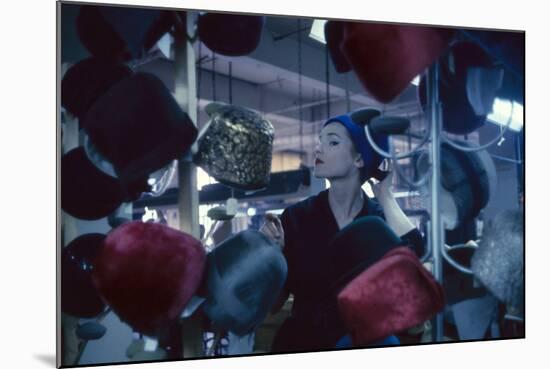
[313,122,363,180]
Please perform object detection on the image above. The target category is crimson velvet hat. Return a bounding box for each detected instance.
[61,57,133,121]
[92,222,206,336]
[202,230,288,336]
[340,22,453,103]
[61,72,197,220]
[337,247,445,345]
[62,233,107,318]
[418,41,501,135]
[198,13,264,56]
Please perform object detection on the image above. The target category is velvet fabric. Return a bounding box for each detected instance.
[324,21,351,73]
[337,247,445,345]
[76,5,172,61]
[418,42,499,135]
[198,13,264,56]
[92,222,206,336]
[61,57,132,121]
[83,72,198,187]
[341,23,453,103]
[202,230,287,336]
[61,233,107,318]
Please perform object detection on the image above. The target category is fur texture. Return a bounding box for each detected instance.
[92,222,206,336]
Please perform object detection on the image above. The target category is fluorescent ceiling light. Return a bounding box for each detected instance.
[487,98,524,132]
[309,19,327,44]
[411,76,420,86]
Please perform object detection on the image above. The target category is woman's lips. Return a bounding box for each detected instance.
[315,158,324,165]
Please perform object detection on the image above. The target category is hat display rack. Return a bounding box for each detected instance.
[358,37,524,341]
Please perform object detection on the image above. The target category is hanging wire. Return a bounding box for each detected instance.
[325,43,330,119]
[297,18,304,162]
[345,73,351,112]
[229,61,233,105]
[197,41,202,123]
[212,52,216,102]
[440,103,515,152]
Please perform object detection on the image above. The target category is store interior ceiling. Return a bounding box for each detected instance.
[61,5,524,191]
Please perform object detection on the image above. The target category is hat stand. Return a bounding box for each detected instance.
[360,42,524,340]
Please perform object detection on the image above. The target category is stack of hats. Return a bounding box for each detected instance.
[326,216,445,346]
[62,72,197,220]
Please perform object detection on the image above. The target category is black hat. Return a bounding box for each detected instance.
[61,147,148,220]
[327,216,403,294]
[61,233,107,318]
[83,72,197,186]
[198,13,264,56]
[418,41,501,135]
[202,230,287,336]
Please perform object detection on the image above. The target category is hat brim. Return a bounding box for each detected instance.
[61,147,123,220]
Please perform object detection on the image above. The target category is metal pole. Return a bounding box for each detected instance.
[515,132,524,207]
[428,63,444,342]
[173,12,203,358]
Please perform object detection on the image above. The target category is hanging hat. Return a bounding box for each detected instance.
[340,22,453,103]
[76,5,174,61]
[461,30,524,81]
[324,110,389,182]
[327,216,402,294]
[337,247,445,345]
[471,209,524,313]
[418,41,502,134]
[324,21,351,73]
[198,13,264,56]
[416,142,494,230]
[92,222,206,336]
[61,147,140,220]
[193,102,274,191]
[61,57,133,121]
[84,72,197,184]
[202,230,287,336]
[62,233,107,318]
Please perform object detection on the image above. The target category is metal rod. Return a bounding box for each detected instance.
[515,132,524,206]
[273,26,311,41]
[173,12,203,358]
[428,63,444,343]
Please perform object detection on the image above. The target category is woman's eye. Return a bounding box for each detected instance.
[329,141,339,146]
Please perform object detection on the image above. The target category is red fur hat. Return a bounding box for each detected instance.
[337,247,445,345]
[92,222,206,336]
[341,23,453,103]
